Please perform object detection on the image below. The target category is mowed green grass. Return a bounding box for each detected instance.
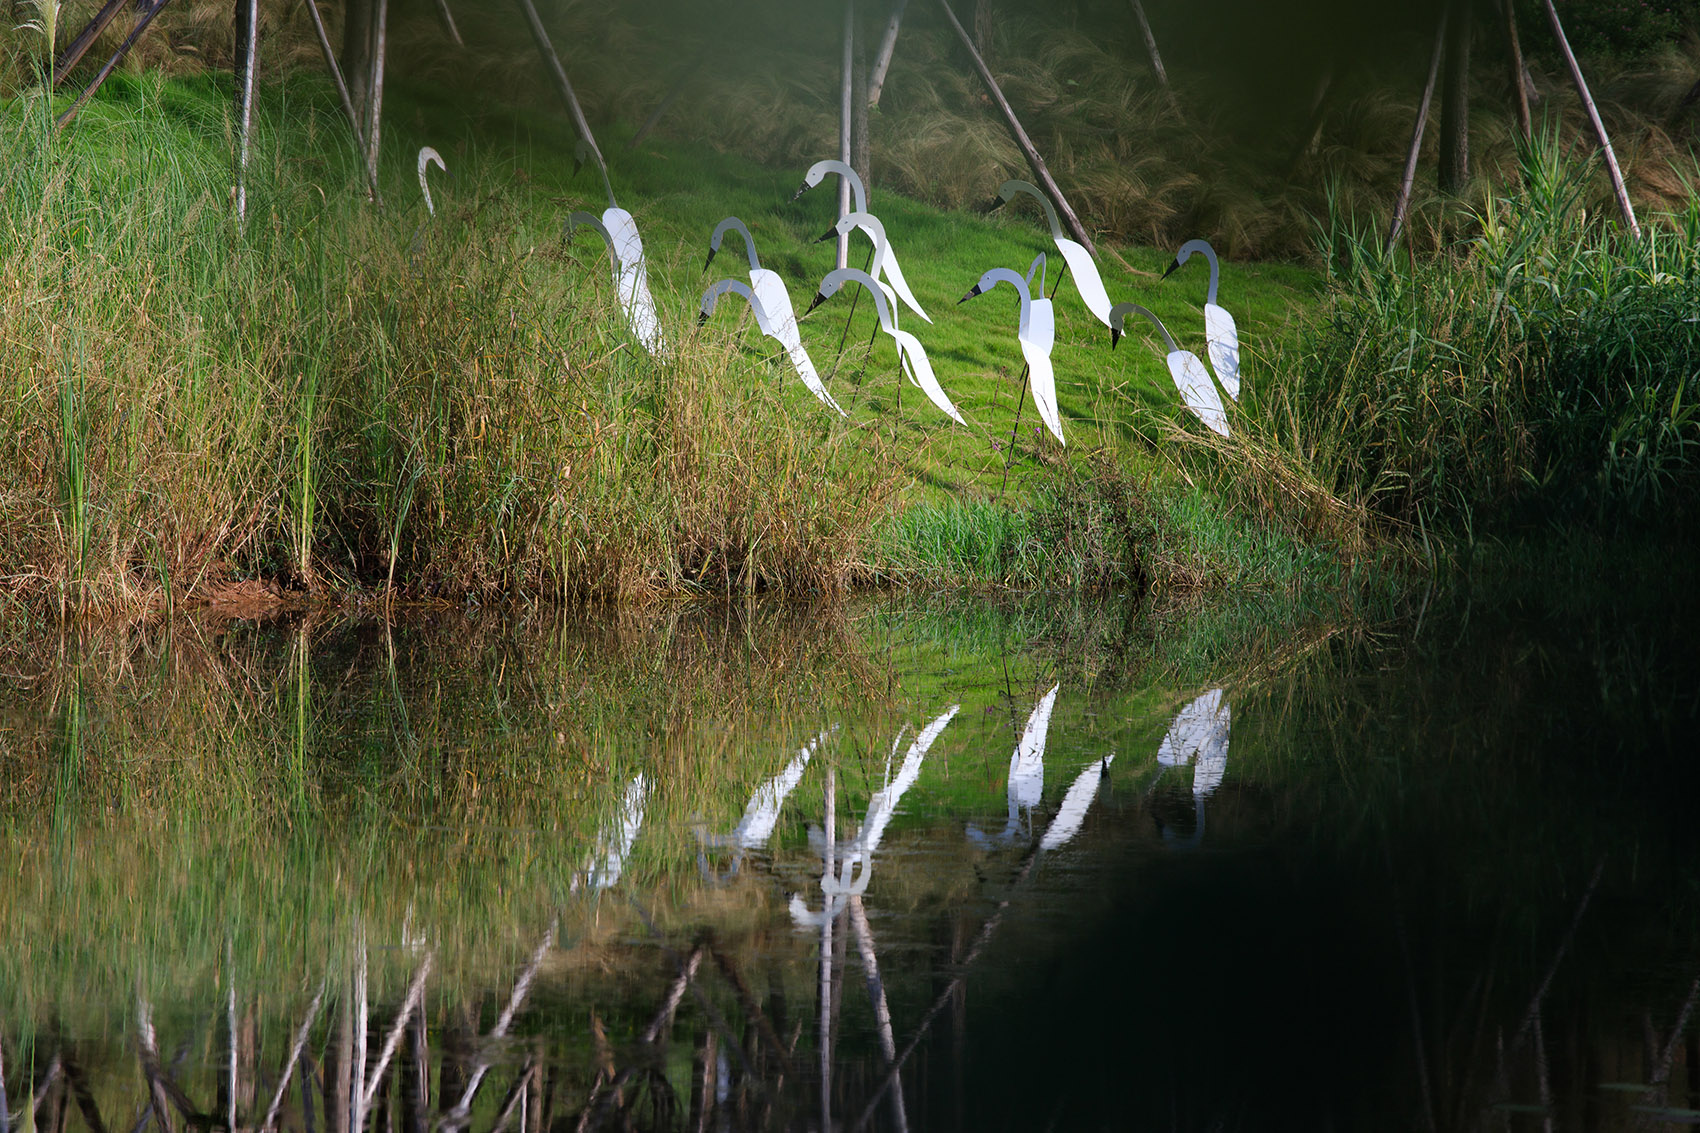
[299,70,1324,503]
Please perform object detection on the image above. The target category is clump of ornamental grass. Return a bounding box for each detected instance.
[1176,133,1700,545]
[0,85,898,616]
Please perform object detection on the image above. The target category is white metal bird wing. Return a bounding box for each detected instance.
[1165,350,1230,438]
[1024,297,1064,444]
[1205,303,1241,401]
[603,208,667,358]
[892,327,965,425]
[749,269,843,414]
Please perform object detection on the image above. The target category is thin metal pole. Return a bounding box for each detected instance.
[1386,9,1447,256]
[837,0,854,270]
[1542,0,1640,237]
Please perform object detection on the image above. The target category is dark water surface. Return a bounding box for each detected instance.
[2,570,1698,1131]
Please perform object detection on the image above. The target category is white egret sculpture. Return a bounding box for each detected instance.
[1039,755,1117,852]
[704,217,844,414]
[790,706,960,928]
[565,210,667,359]
[991,179,1114,328]
[1108,302,1230,438]
[959,253,1064,444]
[572,774,649,893]
[969,683,1060,846]
[804,268,965,425]
[416,146,446,216]
[1162,239,1241,401]
[814,209,932,325]
[700,277,846,415]
[792,159,932,324]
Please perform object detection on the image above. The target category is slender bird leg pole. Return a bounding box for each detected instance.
[997,363,1031,499]
[831,244,877,373]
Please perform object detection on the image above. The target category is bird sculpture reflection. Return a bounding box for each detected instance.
[1162,239,1241,401]
[790,707,961,927]
[968,683,1060,847]
[1108,302,1229,438]
[1155,688,1231,851]
[572,774,649,893]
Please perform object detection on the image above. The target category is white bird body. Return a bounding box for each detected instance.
[1165,239,1242,401]
[808,268,965,425]
[1040,754,1116,851]
[995,180,1114,328]
[567,209,668,359]
[1204,302,1242,401]
[1025,297,1063,442]
[1157,688,1231,798]
[1165,349,1230,438]
[574,774,648,893]
[1109,302,1231,438]
[705,217,844,414]
[417,146,445,216]
[961,257,1064,444]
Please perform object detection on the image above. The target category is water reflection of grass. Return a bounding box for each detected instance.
[0,592,1353,1023]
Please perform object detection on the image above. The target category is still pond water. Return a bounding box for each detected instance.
[2,572,1697,1131]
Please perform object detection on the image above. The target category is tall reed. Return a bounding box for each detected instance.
[1222,133,1700,534]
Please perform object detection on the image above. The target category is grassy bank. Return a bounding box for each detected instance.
[0,65,1338,616]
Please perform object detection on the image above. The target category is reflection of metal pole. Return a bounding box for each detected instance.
[362,955,434,1117]
[819,766,836,1132]
[849,897,908,1133]
[261,983,327,1132]
[351,928,367,1133]
[0,1029,10,1133]
[849,841,1042,1132]
[441,930,555,1128]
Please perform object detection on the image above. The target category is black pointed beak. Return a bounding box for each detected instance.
[702,247,716,273]
[804,292,827,317]
[1161,259,1180,280]
[813,227,837,244]
[698,310,710,325]
[1110,328,1123,349]
[957,285,983,305]
[789,181,811,203]
[985,195,1007,213]
[572,157,583,179]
